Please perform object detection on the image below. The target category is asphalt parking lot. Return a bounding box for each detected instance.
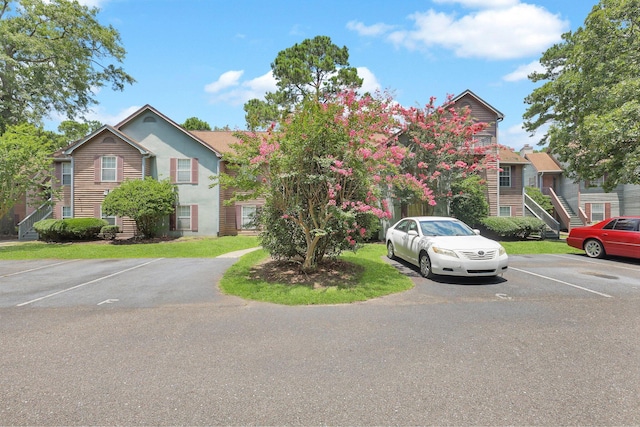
[2,253,639,309]
[1,253,639,425]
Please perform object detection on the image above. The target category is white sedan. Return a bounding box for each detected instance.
[385,216,508,279]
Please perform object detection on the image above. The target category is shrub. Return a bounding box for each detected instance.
[525,186,553,215]
[100,225,120,240]
[102,177,177,238]
[34,218,108,242]
[479,216,546,240]
[450,175,489,227]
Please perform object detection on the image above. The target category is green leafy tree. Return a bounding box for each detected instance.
[523,0,640,191]
[450,175,489,227]
[57,120,103,145]
[102,178,177,238]
[0,0,134,130]
[0,123,56,219]
[243,35,363,130]
[182,117,212,131]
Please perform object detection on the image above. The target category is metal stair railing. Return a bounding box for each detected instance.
[17,199,52,241]
[524,193,560,239]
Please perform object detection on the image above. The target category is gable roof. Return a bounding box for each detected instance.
[498,147,529,164]
[452,89,504,121]
[62,125,152,156]
[115,104,222,158]
[525,152,563,172]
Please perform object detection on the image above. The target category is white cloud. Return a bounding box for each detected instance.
[205,66,383,107]
[84,105,141,126]
[503,60,544,82]
[204,70,245,94]
[356,67,382,94]
[206,71,277,105]
[433,0,519,8]
[346,20,395,37]
[349,1,568,61]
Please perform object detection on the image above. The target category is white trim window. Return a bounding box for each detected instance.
[176,159,192,183]
[242,206,258,229]
[62,163,72,185]
[177,205,192,230]
[499,206,512,217]
[100,206,116,225]
[61,206,72,219]
[499,166,511,187]
[590,203,605,222]
[101,156,117,182]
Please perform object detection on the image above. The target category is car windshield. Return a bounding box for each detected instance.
[420,220,475,237]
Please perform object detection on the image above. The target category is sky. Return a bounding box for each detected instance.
[63,0,596,150]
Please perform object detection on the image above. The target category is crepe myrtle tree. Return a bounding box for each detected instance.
[393,96,496,217]
[217,91,409,272]
[219,90,491,272]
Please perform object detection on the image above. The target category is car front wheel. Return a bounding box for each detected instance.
[387,242,396,260]
[584,239,605,259]
[419,252,434,279]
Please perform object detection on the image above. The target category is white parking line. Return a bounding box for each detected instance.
[16,258,164,307]
[0,260,78,279]
[509,266,612,298]
[552,254,640,272]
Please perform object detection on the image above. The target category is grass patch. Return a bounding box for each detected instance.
[0,236,259,259]
[500,239,583,255]
[219,244,414,305]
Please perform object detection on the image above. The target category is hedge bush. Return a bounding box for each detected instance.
[479,216,546,240]
[34,218,108,242]
[99,225,120,240]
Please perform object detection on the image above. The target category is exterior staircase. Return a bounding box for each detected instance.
[524,193,560,239]
[545,188,584,231]
[18,201,52,241]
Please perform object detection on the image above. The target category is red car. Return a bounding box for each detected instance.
[567,216,640,259]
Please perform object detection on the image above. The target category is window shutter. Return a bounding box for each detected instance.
[235,205,242,230]
[169,158,177,184]
[116,216,123,229]
[191,158,199,184]
[55,163,62,184]
[605,203,611,219]
[191,205,198,231]
[169,210,176,231]
[94,157,101,183]
[116,156,124,182]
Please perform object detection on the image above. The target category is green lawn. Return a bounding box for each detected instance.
[500,238,583,255]
[219,244,414,305]
[0,236,259,260]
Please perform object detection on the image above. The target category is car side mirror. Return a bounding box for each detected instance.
[408,230,418,236]
[473,229,481,235]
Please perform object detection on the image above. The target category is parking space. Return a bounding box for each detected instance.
[387,253,640,302]
[0,257,241,308]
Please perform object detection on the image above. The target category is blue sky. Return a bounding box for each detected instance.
[68,0,595,150]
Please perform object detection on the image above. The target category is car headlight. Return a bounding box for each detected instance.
[498,246,506,256]
[431,246,459,258]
